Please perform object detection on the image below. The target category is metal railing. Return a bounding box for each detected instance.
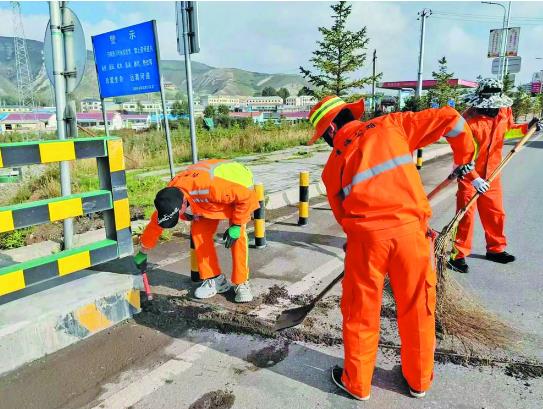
[0,136,133,298]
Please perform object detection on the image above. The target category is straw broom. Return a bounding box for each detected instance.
[433,124,538,350]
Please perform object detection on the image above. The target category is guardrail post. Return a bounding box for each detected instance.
[253,183,266,249]
[298,171,309,226]
[416,148,423,170]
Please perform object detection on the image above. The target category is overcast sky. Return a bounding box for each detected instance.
[1,1,542,88]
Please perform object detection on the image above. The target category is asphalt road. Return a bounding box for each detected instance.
[430,132,543,360]
[1,136,541,409]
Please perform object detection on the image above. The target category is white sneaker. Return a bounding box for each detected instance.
[234,281,253,303]
[409,388,426,399]
[194,275,231,299]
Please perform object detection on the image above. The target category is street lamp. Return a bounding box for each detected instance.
[482,1,509,81]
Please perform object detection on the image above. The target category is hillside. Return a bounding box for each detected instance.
[0,36,309,103]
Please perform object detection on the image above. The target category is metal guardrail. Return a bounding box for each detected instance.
[0,137,133,298]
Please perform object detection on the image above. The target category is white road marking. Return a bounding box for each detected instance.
[91,344,208,409]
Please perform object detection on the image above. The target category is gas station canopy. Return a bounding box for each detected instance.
[379,79,477,90]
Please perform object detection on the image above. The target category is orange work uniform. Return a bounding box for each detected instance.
[140,159,259,284]
[452,107,529,260]
[322,107,478,397]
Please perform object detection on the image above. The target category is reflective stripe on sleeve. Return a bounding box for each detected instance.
[445,116,467,138]
[342,154,413,197]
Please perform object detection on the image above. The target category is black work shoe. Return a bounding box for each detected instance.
[486,251,516,264]
[331,366,370,401]
[447,257,469,273]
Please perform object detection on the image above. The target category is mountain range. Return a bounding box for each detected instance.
[0,36,309,104]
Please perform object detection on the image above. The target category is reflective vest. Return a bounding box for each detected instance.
[464,107,529,178]
[140,159,258,249]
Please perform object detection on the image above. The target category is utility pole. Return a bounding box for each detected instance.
[180,1,198,164]
[49,0,73,249]
[371,49,377,117]
[416,8,431,171]
[416,8,431,99]
[61,1,77,138]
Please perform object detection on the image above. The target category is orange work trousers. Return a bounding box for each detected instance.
[453,178,506,260]
[191,218,249,285]
[341,227,436,397]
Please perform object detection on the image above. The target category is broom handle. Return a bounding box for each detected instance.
[427,108,474,203]
[457,125,538,219]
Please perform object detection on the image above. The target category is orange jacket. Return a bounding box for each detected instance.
[464,107,529,178]
[140,159,259,249]
[322,106,478,239]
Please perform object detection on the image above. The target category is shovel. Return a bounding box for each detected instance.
[273,271,344,331]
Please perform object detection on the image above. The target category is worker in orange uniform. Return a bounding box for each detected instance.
[134,159,259,303]
[308,96,482,400]
[449,78,540,274]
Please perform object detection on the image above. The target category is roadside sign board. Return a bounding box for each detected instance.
[91,21,161,98]
[491,56,521,74]
[176,1,200,54]
[488,27,521,58]
[44,7,86,89]
[506,27,520,56]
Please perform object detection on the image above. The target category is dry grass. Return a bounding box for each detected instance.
[119,123,312,170]
[433,220,518,352]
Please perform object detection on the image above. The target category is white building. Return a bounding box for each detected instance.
[121,100,175,113]
[285,95,318,109]
[201,95,241,108]
[246,96,283,112]
[80,98,102,112]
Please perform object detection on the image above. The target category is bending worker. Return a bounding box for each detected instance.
[308,96,483,400]
[449,78,540,274]
[134,159,259,303]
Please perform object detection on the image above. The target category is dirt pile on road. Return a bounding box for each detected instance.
[246,342,289,368]
[189,390,235,409]
[262,285,289,305]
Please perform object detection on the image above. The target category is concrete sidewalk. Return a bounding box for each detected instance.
[139,142,452,209]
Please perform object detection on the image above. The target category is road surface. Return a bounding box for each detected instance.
[0,135,541,409]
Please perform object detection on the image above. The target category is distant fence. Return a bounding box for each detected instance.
[0,137,133,298]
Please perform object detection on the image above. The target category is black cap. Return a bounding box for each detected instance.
[154,187,183,228]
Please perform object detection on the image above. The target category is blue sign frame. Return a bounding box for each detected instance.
[92,20,161,98]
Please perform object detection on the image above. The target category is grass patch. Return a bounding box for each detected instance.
[0,228,32,249]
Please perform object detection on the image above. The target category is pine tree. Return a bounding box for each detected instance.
[425,57,458,108]
[300,1,379,97]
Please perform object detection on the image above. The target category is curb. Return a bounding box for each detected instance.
[0,271,142,376]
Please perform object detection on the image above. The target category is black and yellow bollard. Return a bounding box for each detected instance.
[253,183,267,249]
[190,231,201,282]
[416,148,423,170]
[298,171,309,226]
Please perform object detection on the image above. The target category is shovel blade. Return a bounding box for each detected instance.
[273,303,316,331]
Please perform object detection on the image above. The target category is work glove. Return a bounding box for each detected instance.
[452,162,474,179]
[134,250,148,271]
[223,225,241,249]
[528,117,541,131]
[471,177,490,194]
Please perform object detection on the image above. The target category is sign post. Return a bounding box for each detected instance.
[92,20,175,179]
[48,1,73,249]
[177,1,199,164]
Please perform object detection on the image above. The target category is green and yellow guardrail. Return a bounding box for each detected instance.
[0,137,133,298]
